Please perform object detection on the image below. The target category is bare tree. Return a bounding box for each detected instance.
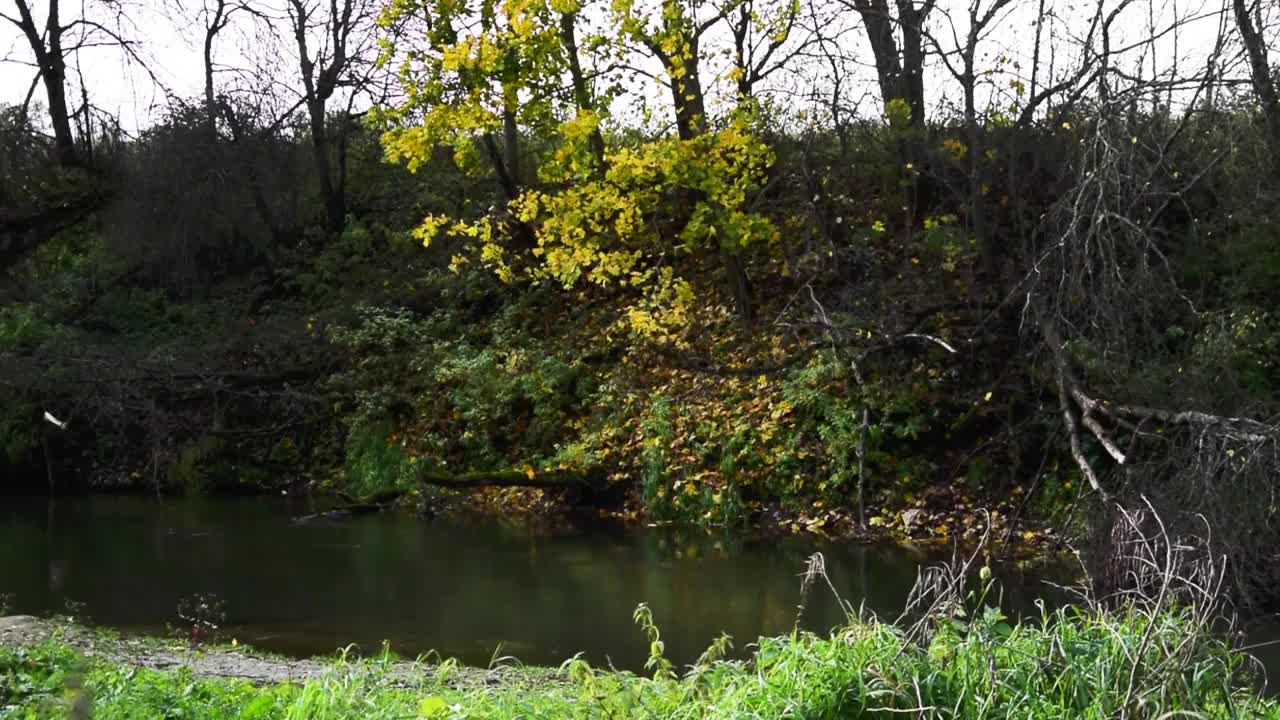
[3,0,148,169]
[728,0,816,106]
[1232,0,1280,170]
[841,0,934,130]
[4,0,80,166]
[286,0,373,233]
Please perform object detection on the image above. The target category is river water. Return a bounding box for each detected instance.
[0,495,1266,676]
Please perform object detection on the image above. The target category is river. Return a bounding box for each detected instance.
[1,495,1273,678]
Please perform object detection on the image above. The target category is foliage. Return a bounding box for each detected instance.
[101,104,300,293]
[375,0,782,340]
[342,420,421,499]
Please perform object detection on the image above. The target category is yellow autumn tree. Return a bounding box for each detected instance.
[374,0,784,342]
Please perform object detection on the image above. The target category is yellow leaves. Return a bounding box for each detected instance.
[561,109,601,143]
[623,270,696,344]
[884,97,912,129]
[923,213,959,231]
[524,465,536,480]
[942,137,968,161]
[412,214,451,247]
[983,391,992,402]
[381,1,779,344]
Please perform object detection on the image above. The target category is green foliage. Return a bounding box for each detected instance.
[343,420,420,499]
[639,395,674,519]
[632,603,675,681]
[328,297,594,497]
[0,304,58,352]
[0,643,77,712]
[294,217,398,301]
[0,395,36,466]
[167,436,225,494]
[1190,309,1280,396]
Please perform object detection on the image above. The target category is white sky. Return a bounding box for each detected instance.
[0,0,1267,135]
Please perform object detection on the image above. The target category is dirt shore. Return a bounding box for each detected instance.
[0,615,566,691]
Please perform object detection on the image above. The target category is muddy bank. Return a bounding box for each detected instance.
[0,616,567,691]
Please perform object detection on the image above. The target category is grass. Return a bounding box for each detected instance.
[2,598,1276,719]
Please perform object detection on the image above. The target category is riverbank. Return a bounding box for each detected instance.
[4,589,1277,720]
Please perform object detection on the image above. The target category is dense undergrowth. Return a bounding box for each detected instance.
[2,575,1275,719]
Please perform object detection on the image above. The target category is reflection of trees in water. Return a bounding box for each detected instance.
[0,499,1039,671]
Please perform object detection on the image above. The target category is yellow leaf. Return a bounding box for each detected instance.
[983,391,993,402]
[524,466,536,480]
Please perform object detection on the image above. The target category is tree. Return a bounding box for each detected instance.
[841,0,933,131]
[286,0,375,232]
[377,0,781,336]
[922,0,1013,277]
[4,0,81,167]
[611,0,807,320]
[3,0,147,170]
[1233,0,1280,171]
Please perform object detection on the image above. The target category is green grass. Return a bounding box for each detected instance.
[2,600,1275,719]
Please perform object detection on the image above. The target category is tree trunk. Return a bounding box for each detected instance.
[307,100,345,233]
[896,0,930,131]
[722,247,753,323]
[42,69,77,168]
[502,102,520,188]
[202,0,226,135]
[1233,0,1280,172]
[661,36,752,321]
[853,0,904,110]
[41,434,55,494]
[558,12,606,168]
[13,0,79,167]
[965,76,994,278]
[669,47,708,141]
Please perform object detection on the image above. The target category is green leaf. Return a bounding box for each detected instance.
[419,696,450,717]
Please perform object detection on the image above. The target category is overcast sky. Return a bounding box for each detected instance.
[0,0,1265,135]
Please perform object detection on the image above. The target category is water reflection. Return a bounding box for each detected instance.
[0,496,1072,670]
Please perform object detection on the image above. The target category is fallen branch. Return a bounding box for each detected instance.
[1037,307,1278,501]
